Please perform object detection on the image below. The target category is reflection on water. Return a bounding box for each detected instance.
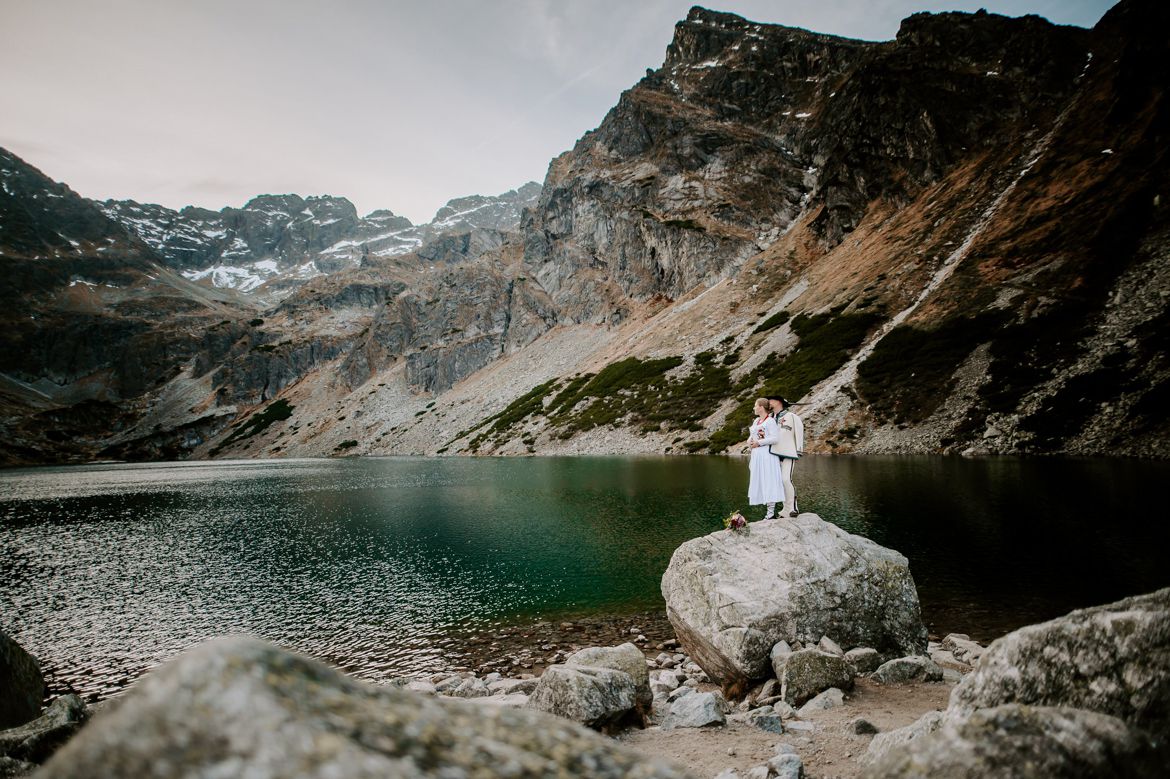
[2,455,1167,700]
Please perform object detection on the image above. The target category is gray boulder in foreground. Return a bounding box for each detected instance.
[947,587,1170,729]
[525,664,638,730]
[661,514,926,686]
[36,637,692,779]
[864,704,1166,779]
[0,632,43,730]
[567,643,652,712]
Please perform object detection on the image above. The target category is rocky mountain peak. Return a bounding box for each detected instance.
[98,183,540,300]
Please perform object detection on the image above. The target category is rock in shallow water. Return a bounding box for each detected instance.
[35,637,691,779]
[0,631,43,730]
[661,514,926,687]
[0,694,87,764]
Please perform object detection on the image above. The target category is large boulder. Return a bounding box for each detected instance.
[36,637,692,779]
[947,588,1170,728]
[661,514,926,686]
[772,648,855,705]
[567,643,652,712]
[865,704,1166,778]
[0,632,43,729]
[525,664,639,730]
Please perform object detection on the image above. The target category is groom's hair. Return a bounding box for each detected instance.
[766,395,789,409]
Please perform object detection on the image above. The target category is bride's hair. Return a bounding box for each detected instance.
[754,398,769,414]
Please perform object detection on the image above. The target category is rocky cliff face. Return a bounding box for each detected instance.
[3,0,1168,465]
[0,148,255,463]
[98,183,541,301]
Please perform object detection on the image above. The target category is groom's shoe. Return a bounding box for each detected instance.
[788,511,799,517]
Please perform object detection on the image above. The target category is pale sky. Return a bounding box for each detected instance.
[0,0,1114,224]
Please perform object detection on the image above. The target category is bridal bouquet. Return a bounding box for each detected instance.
[723,510,748,532]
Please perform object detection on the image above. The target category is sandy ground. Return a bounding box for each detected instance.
[618,678,953,779]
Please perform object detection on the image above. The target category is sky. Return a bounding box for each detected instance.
[0,0,1115,224]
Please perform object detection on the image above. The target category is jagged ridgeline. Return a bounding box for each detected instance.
[1,0,1168,465]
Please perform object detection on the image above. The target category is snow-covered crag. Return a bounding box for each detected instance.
[98,182,540,299]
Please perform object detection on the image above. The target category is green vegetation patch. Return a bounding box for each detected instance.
[335,439,358,451]
[708,311,885,452]
[210,399,294,456]
[857,313,1004,424]
[467,378,562,450]
[752,310,791,335]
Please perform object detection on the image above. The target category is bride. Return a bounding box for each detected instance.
[747,397,785,519]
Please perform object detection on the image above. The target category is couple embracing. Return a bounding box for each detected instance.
[747,395,804,520]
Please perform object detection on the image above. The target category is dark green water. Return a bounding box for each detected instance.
[2,455,1167,699]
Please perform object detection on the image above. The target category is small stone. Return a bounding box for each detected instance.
[817,636,844,656]
[451,677,489,698]
[786,720,815,734]
[406,680,437,695]
[772,701,797,719]
[727,747,736,756]
[797,687,844,717]
[939,633,984,665]
[852,717,879,735]
[661,691,726,730]
[754,678,781,702]
[766,753,803,779]
[844,647,881,675]
[713,770,740,779]
[871,656,943,685]
[745,707,785,734]
[745,766,769,779]
[773,743,797,755]
[668,685,694,702]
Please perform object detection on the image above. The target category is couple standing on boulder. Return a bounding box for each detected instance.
[747,395,804,520]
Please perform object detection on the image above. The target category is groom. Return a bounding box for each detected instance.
[767,396,804,517]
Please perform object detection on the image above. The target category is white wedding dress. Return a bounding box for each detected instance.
[748,416,785,506]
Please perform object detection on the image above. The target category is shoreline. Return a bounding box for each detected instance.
[43,605,1013,705]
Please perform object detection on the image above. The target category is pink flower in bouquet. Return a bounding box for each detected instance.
[723,510,748,531]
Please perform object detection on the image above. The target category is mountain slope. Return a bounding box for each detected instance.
[2,0,1167,465]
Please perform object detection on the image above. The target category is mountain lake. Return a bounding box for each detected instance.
[3,454,1168,700]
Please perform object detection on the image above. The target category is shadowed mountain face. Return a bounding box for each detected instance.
[2,0,1168,465]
